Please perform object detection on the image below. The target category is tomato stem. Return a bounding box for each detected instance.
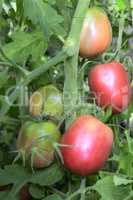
[80,177,86,200]
[116,11,125,61]
[63,0,91,128]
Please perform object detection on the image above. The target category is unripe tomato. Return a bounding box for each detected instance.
[88,61,131,113]
[60,115,113,176]
[29,85,63,118]
[80,7,112,57]
[17,121,61,168]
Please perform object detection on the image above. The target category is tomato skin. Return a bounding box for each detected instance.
[60,115,113,176]
[17,121,61,168]
[80,7,112,57]
[29,85,63,118]
[88,61,131,113]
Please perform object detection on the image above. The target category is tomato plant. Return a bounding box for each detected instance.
[79,7,112,57]
[88,61,131,113]
[0,0,133,199]
[17,121,61,168]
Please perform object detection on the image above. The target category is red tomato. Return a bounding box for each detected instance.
[80,7,112,57]
[88,61,131,113]
[60,115,113,176]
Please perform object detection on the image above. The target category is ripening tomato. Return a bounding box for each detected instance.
[17,121,61,168]
[60,115,113,176]
[0,185,30,200]
[79,7,112,57]
[29,85,63,118]
[20,185,31,200]
[88,61,131,113]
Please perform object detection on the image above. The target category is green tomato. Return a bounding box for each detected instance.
[17,121,61,168]
[29,85,63,118]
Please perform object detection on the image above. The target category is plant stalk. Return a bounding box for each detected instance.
[63,0,91,128]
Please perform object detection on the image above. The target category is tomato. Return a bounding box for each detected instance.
[17,121,61,168]
[20,185,30,200]
[29,85,63,118]
[79,7,112,57]
[88,61,131,113]
[0,185,30,200]
[60,115,113,176]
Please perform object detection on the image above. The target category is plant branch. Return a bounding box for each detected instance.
[63,0,91,128]
[80,177,86,200]
[115,11,125,61]
[26,50,67,84]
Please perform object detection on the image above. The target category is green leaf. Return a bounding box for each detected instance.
[115,0,126,11]
[0,70,9,89]
[0,165,31,200]
[0,191,10,200]
[94,176,130,200]
[112,143,133,176]
[29,184,45,199]
[0,164,30,185]
[2,31,47,64]
[113,176,133,186]
[0,0,3,13]
[23,0,64,38]
[43,194,62,200]
[30,164,64,186]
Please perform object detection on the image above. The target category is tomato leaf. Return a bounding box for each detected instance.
[115,0,126,11]
[94,176,130,200]
[113,175,133,186]
[2,31,47,64]
[0,164,30,186]
[29,184,45,199]
[0,0,3,13]
[23,0,64,38]
[30,164,64,186]
[0,70,9,89]
[43,194,63,200]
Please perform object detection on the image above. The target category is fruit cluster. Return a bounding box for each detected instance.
[16,7,131,178]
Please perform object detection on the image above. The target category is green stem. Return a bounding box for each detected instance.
[116,12,125,60]
[63,0,91,128]
[0,50,67,116]
[66,189,81,200]
[131,0,133,25]
[27,50,67,83]
[80,178,86,200]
